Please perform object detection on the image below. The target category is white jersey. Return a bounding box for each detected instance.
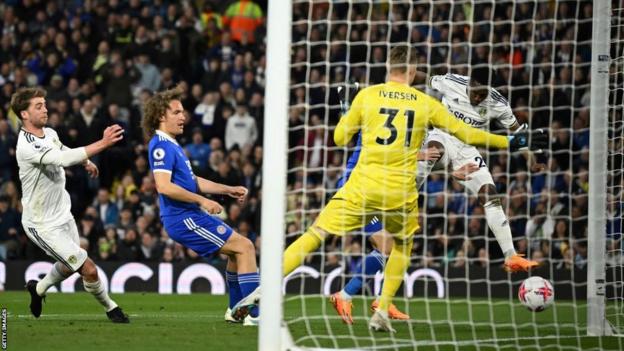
[427,73,517,145]
[16,127,74,228]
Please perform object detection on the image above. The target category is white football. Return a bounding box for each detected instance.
[518,276,555,312]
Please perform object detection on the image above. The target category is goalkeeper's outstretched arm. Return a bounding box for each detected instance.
[428,97,547,151]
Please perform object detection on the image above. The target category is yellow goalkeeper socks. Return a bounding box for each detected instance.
[378,240,413,312]
[283,227,323,276]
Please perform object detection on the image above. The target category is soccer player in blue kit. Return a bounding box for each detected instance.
[143,86,260,325]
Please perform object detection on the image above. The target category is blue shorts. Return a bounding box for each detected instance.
[364,216,383,236]
[162,210,234,257]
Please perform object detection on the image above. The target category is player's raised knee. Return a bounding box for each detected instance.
[229,233,256,256]
[370,231,394,256]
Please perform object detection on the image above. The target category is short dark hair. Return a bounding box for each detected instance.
[469,66,496,87]
[388,45,418,73]
[10,87,46,120]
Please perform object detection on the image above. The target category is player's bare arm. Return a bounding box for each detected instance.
[196,177,249,204]
[36,125,124,168]
[79,125,124,177]
[84,125,124,157]
[153,171,223,214]
[452,163,480,181]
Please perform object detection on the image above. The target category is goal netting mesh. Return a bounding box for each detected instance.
[606,0,624,337]
[280,0,624,349]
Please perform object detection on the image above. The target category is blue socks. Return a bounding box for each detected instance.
[343,250,385,296]
[238,272,260,317]
[226,271,243,309]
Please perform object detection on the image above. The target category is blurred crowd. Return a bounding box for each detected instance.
[0,0,266,264]
[0,1,622,275]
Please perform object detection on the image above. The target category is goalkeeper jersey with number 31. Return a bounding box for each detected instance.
[333,80,508,210]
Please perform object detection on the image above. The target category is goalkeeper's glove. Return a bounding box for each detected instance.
[508,127,548,151]
[337,82,360,115]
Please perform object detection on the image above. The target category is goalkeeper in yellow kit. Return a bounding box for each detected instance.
[281,45,547,332]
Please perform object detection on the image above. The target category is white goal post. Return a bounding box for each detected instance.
[586,0,610,337]
[258,0,291,350]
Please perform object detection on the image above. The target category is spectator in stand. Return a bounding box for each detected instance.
[185,128,211,173]
[0,195,20,261]
[208,31,238,64]
[194,91,225,141]
[225,101,257,151]
[134,53,161,93]
[139,232,161,262]
[94,188,120,227]
[103,62,138,109]
[0,120,16,182]
[222,0,264,44]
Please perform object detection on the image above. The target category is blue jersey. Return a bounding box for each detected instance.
[336,132,362,189]
[148,130,200,217]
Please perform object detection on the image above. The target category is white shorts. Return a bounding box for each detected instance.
[23,219,87,272]
[424,129,495,195]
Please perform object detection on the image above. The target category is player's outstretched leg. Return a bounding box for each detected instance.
[25,261,73,318]
[221,233,260,322]
[283,227,324,276]
[79,259,129,323]
[478,185,538,272]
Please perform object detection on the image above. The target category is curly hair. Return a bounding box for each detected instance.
[10,87,46,120]
[141,85,184,139]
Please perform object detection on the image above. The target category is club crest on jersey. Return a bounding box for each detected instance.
[478,107,487,117]
[153,148,165,160]
[217,226,227,234]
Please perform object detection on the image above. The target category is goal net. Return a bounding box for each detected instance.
[605,0,624,336]
[261,0,624,350]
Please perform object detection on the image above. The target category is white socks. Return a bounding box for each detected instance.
[83,279,118,312]
[484,200,516,259]
[339,290,352,300]
[36,262,71,296]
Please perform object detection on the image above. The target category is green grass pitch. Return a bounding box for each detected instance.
[1,291,622,350]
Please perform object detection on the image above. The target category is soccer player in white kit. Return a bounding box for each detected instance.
[12,87,129,323]
[418,67,543,272]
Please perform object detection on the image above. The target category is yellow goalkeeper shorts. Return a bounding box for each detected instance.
[313,197,420,241]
